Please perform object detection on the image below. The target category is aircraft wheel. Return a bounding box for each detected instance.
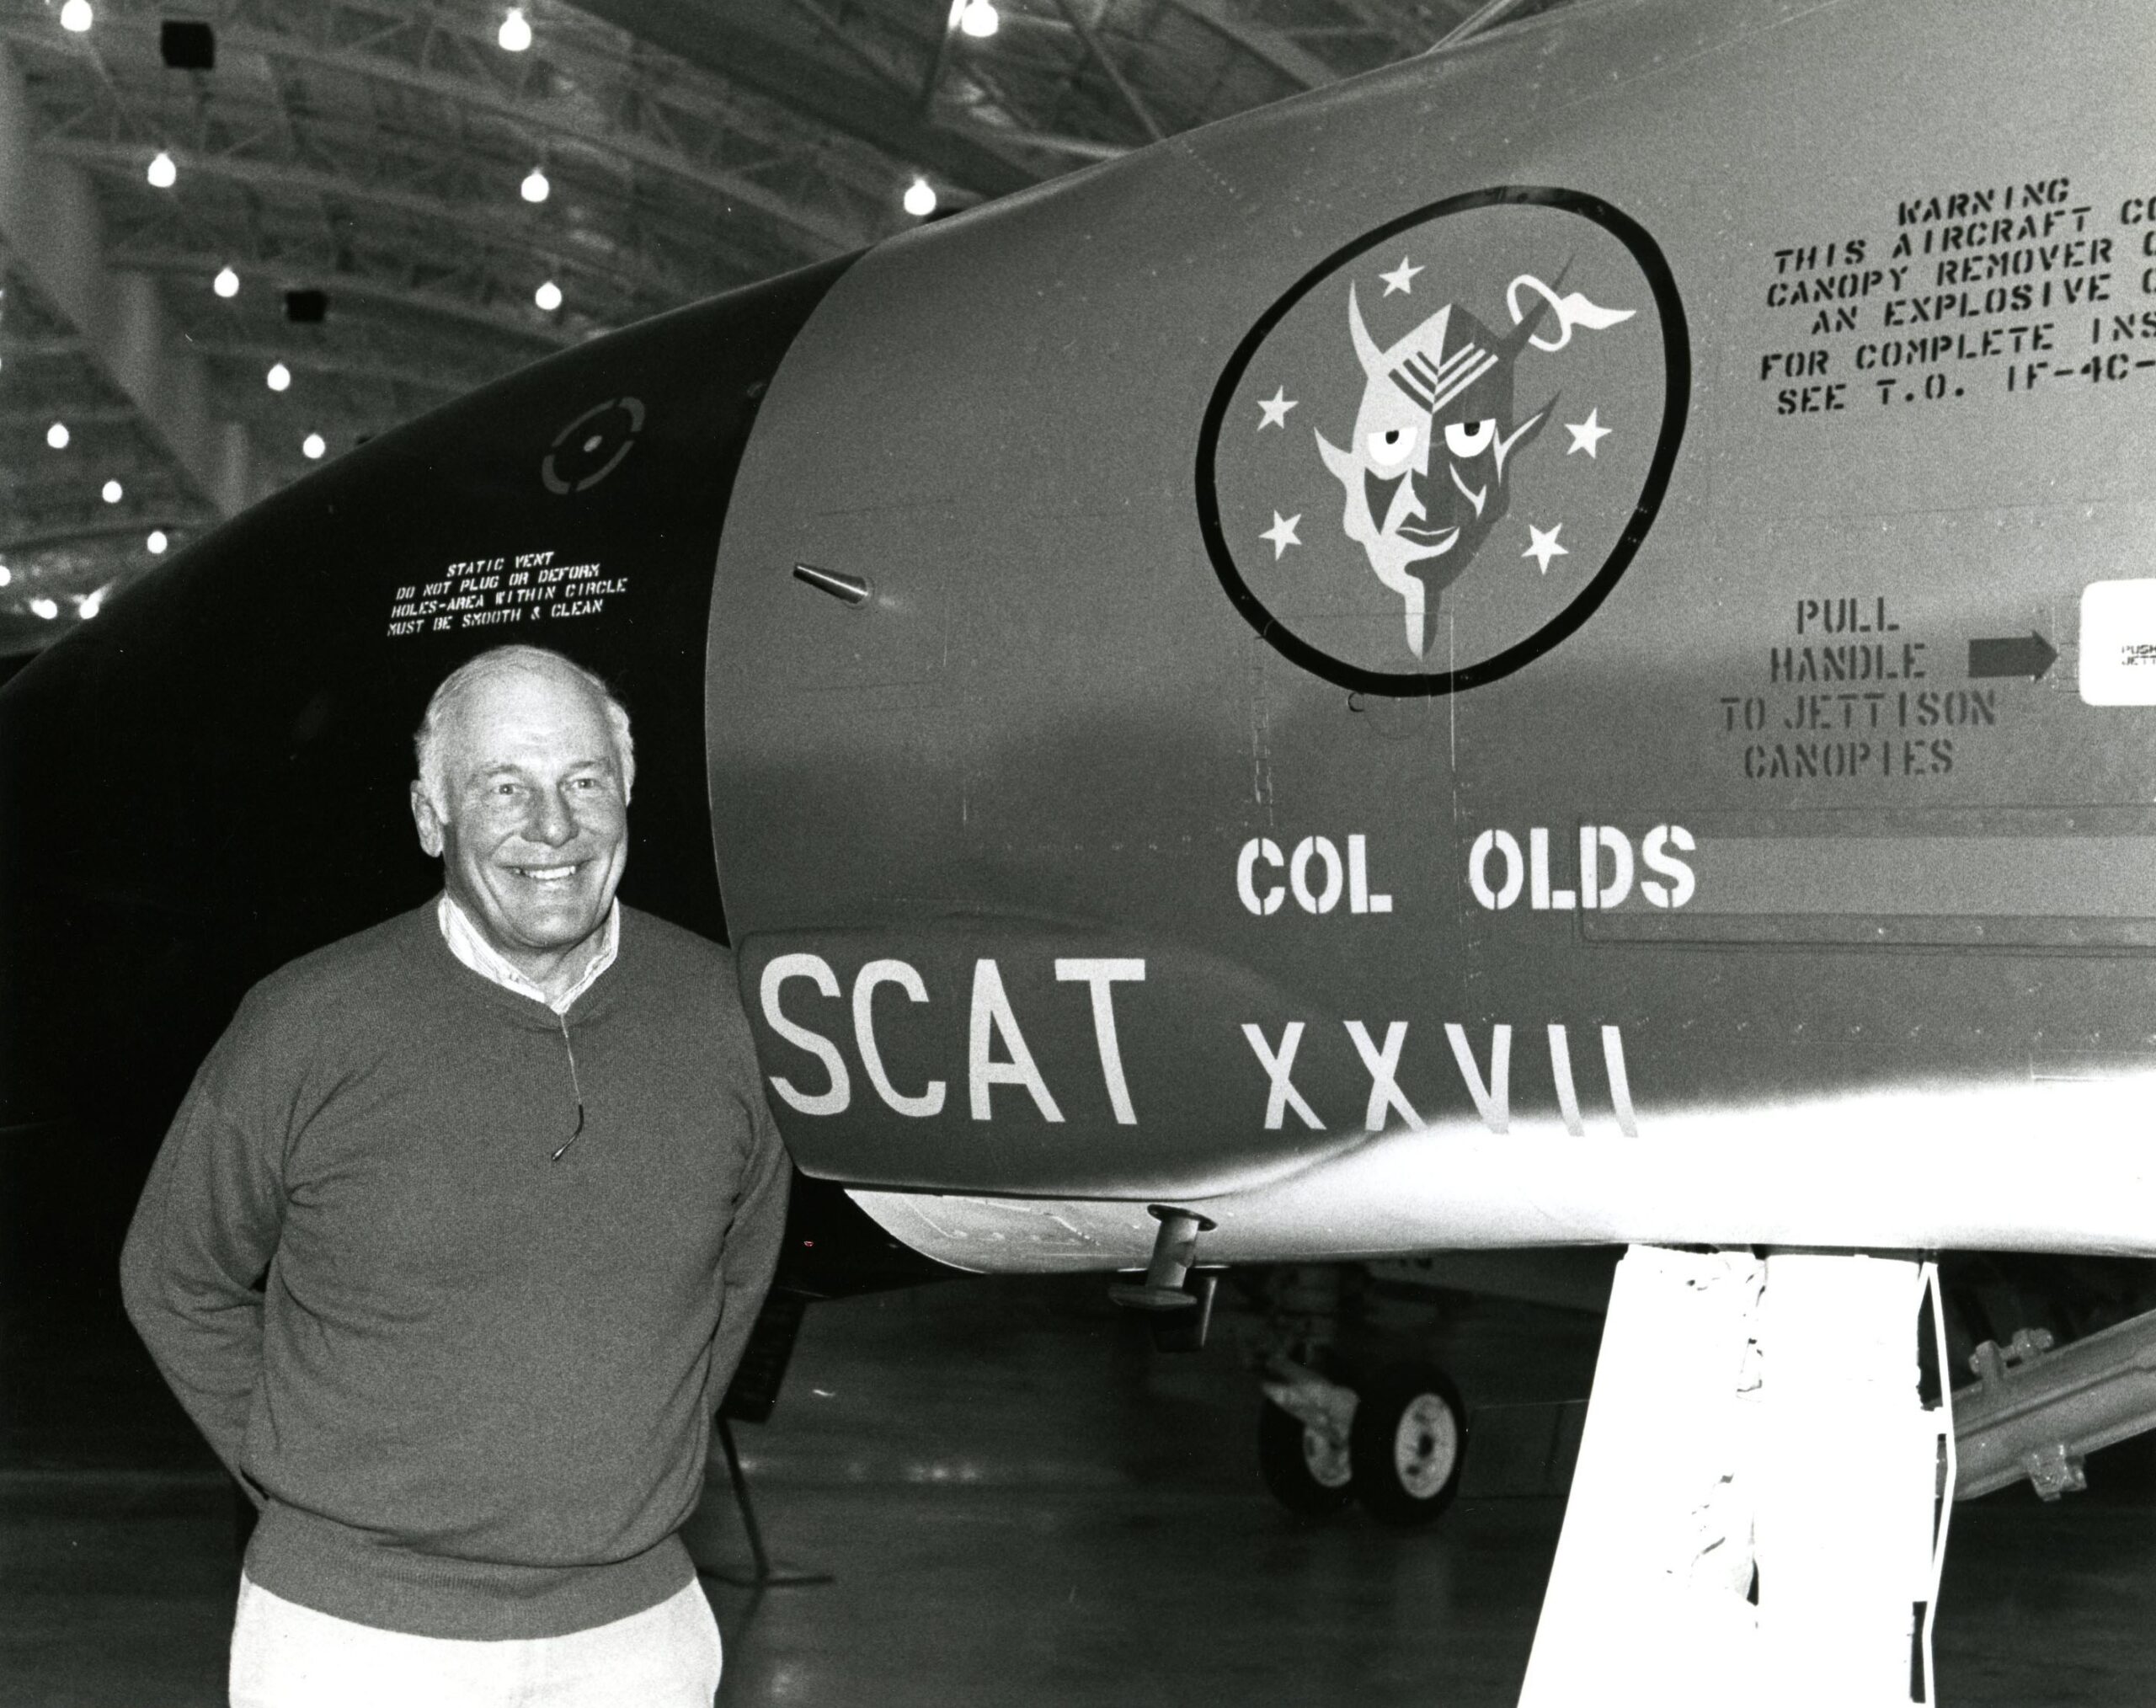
[1350,1364,1467,1528]
[1257,1396,1356,1516]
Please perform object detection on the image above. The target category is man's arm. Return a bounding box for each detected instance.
[705,1064,792,1398]
[119,999,289,1492]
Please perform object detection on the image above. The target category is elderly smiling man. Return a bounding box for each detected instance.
[121,644,789,1707]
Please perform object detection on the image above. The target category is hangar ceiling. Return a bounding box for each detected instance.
[0,0,1572,655]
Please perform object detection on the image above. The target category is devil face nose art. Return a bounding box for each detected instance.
[1449,464,1488,515]
[1201,186,1687,694]
[1364,468,1408,530]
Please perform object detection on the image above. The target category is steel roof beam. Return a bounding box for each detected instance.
[783,0,921,99]
[563,0,1039,198]
[0,517,208,556]
[944,117,1130,163]
[0,332,86,357]
[45,138,708,307]
[0,403,139,428]
[219,21,877,259]
[1150,0,1337,89]
[1431,0,1540,50]
[201,341,484,400]
[0,45,257,518]
[1049,0,1167,143]
[0,14,881,263]
[109,250,577,352]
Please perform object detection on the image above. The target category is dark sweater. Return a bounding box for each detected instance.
[120,900,790,1639]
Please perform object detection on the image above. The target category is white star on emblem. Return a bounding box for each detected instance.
[1257,387,1297,430]
[1523,523,1568,574]
[1379,256,1422,296]
[1565,408,1612,457]
[1260,512,1302,559]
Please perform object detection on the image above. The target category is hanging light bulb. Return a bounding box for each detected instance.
[266,361,291,392]
[147,150,177,189]
[147,530,168,555]
[498,7,532,51]
[79,590,104,619]
[45,422,68,450]
[904,177,937,217]
[29,598,58,620]
[534,279,563,312]
[302,432,326,460]
[958,0,999,37]
[213,265,239,298]
[0,565,12,587]
[520,167,550,204]
[102,478,123,504]
[59,0,92,32]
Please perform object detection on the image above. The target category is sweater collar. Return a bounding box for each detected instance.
[419,897,627,1027]
[436,892,621,1016]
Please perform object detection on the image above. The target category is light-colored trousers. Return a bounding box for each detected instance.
[229,1573,722,1708]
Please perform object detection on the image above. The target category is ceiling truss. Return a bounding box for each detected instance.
[0,0,1577,654]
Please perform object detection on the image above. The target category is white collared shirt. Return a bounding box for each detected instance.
[437,893,620,1016]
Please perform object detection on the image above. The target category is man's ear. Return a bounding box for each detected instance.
[410,782,446,857]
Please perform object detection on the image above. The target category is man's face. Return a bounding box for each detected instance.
[410,666,628,975]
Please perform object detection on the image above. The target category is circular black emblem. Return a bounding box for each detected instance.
[1198,188,1689,696]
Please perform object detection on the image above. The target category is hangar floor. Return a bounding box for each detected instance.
[5,1272,2155,1705]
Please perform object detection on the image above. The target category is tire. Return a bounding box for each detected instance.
[1257,1396,1356,1517]
[1349,1363,1467,1528]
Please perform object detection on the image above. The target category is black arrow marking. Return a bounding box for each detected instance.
[1968,632,2057,681]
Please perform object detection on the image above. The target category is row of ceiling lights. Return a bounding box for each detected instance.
[45,413,324,462]
[3,250,169,614]
[215,262,564,314]
[56,0,562,45]
[21,3,310,625]
[20,589,106,619]
[142,137,950,222]
[506,12,966,213]
[0,558,125,620]
[3,521,170,621]
[0,528,167,565]
[58,3,958,220]
[64,2,551,51]
[142,141,567,211]
[24,0,969,633]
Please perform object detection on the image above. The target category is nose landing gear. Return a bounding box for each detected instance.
[1351,1364,1468,1527]
[1259,1360,1359,1516]
[1258,1358,1469,1526]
